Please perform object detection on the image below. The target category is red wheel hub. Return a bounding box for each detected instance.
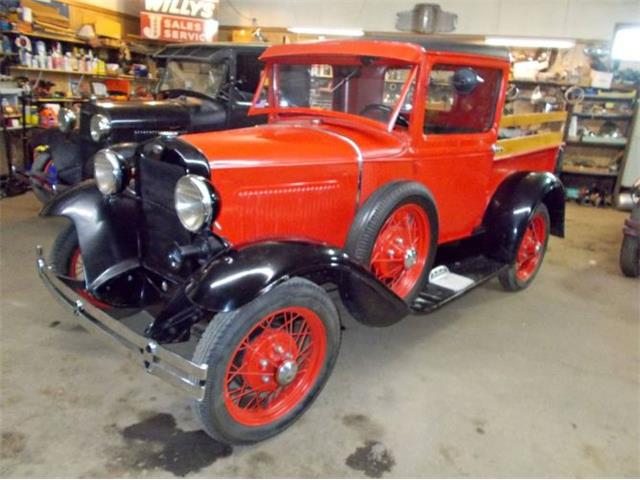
[515,212,547,282]
[370,204,430,298]
[224,307,327,426]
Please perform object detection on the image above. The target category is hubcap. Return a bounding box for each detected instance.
[276,360,299,385]
[404,247,417,268]
[370,204,430,298]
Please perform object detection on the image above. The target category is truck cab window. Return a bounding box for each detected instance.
[424,64,501,135]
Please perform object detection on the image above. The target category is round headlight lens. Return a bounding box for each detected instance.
[94,149,124,195]
[90,114,111,142]
[632,179,640,205]
[58,108,76,133]
[175,175,214,232]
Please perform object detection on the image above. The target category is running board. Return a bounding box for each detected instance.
[411,255,508,314]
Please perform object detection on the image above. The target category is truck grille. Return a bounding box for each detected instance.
[137,155,192,276]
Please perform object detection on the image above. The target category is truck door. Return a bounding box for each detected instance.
[414,61,505,243]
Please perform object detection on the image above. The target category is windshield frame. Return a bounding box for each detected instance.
[249,60,419,133]
[155,58,230,100]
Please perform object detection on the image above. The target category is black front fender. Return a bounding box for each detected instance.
[40,181,140,289]
[185,241,410,327]
[483,171,565,263]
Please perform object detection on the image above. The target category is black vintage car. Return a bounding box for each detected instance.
[29,42,266,203]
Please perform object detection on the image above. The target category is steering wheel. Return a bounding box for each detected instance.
[564,85,585,105]
[360,104,410,128]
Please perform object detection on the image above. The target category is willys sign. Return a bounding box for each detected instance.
[141,0,219,42]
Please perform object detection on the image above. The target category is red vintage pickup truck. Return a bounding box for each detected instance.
[37,37,565,444]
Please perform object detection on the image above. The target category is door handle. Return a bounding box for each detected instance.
[491,144,504,154]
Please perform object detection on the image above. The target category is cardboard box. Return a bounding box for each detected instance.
[94,17,122,39]
[590,70,613,89]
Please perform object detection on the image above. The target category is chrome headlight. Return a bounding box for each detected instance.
[94,149,125,195]
[175,175,215,232]
[632,179,640,205]
[58,108,76,133]
[90,114,111,142]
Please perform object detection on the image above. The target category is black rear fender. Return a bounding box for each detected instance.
[483,171,565,263]
[40,181,140,289]
[185,240,410,327]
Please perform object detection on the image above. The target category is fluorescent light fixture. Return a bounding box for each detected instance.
[485,36,575,49]
[287,27,365,37]
[611,24,640,61]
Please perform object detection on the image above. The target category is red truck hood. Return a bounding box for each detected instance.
[179,120,407,170]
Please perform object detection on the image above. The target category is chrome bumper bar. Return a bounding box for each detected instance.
[36,246,208,400]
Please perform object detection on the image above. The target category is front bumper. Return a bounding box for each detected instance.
[36,246,208,400]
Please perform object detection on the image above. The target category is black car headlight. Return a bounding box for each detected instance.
[90,113,111,142]
[174,175,216,232]
[58,108,76,133]
[94,149,126,195]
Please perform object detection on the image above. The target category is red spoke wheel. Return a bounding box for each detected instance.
[68,247,85,281]
[499,203,550,291]
[370,204,430,298]
[51,224,109,308]
[192,278,341,444]
[346,182,438,303]
[223,306,326,426]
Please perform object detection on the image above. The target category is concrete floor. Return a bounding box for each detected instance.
[0,193,638,478]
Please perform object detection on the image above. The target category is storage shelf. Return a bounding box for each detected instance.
[9,66,152,82]
[3,125,36,131]
[34,97,87,103]
[3,29,105,47]
[566,140,627,149]
[561,165,618,177]
[572,113,633,121]
[582,95,635,103]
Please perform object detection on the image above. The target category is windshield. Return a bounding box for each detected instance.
[253,58,416,127]
[158,60,227,98]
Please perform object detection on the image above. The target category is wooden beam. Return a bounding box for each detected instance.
[495,131,564,159]
[499,111,567,128]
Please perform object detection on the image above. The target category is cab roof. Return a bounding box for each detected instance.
[261,37,509,64]
[155,42,267,61]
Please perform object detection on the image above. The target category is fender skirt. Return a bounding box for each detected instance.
[40,181,140,289]
[185,240,410,327]
[483,171,565,263]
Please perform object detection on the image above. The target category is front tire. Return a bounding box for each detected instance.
[192,278,341,444]
[50,223,84,280]
[498,203,550,291]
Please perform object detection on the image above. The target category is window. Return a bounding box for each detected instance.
[424,64,502,135]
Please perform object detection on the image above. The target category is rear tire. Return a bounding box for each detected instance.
[499,203,550,291]
[620,235,640,278]
[191,278,341,444]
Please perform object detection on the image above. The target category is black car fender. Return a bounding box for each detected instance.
[483,171,565,263]
[40,181,140,289]
[185,240,410,327]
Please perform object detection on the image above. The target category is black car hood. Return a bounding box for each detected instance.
[99,98,194,131]
[85,96,227,143]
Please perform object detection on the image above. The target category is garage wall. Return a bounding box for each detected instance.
[217,0,640,40]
